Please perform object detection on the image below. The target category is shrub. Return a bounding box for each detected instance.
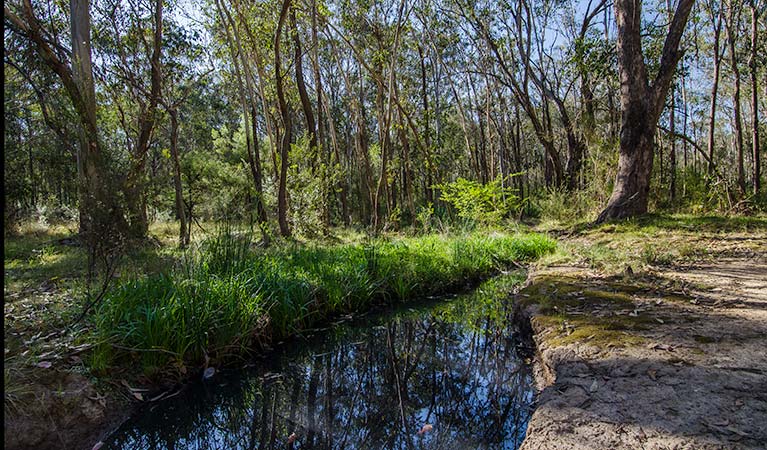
[437,176,522,226]
[536,187,602,224]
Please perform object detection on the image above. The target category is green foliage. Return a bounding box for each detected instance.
[90,229,556,375]
[536,187,602,224]
[437,176,522,226]
[673,168,737,214]
[287,136,342,236]
[416,202,434,233]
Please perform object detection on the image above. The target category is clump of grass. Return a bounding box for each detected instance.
[4,358,34,416]
[640,244,675,266]
[90,230,555,375]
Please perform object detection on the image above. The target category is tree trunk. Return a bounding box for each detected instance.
[217,0,269,242]
[290,8,317,157]
[275,0,292,237]
[748,0,760,195]
[706,3,723,176]
[578,0,608,143]
[373,65,390,231]
[667,0,676,203]
[249,105,269,239]
[70,0,102,238]
[396,107,416,223]
[597,0,695,222]
[310,0,331,228]
[321,91,350,225]
[472,4,565,188]
[418,44,435,205]
[230,0,280,190]
[669,85,677,202]
[725,0,746,195]
[6,0,128,243]
[168,109,188,247]
[124,0,163,239]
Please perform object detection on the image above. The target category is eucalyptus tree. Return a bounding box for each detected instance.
[596,0,695,221]
[5,0,127,246]
[462,0,600,191]
[747,0,761,195]
[159,14,211,247]
[275,0,292,237]
[724,0,746,195]
[94,0,164,238]
[214,0,270,242]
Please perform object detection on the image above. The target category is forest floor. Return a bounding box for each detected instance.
[3,222,185,450]
[519,215,767,449]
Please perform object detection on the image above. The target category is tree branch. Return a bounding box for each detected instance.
[652,0,696,117]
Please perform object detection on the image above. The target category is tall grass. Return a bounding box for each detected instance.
[91,230,555,375]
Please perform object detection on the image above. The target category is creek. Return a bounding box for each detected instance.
[104,273,535,449]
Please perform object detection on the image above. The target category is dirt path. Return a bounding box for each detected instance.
[518,252,767,449]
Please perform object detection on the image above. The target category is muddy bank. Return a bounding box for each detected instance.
[4,370,130,450]
[515,259,767,449]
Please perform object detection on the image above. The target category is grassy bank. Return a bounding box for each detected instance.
[90,230,555,376]
[534,213,767,273]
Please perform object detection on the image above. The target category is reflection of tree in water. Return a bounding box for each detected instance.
[107,284,534,450]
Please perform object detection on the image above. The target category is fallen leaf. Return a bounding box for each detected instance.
[417,424,434,435]
[656,318,664,324]
[287,432,297,444]
[647,369,657,380]
[132,392,143,401]
[36,361,52,369]
[735,399,744,406]
[589,380,599,393]
[92,442,104,450]
[203,367,215,380]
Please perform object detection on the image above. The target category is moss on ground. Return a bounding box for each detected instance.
[518,274,667,349]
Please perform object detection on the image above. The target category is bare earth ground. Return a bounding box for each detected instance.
[519,242,767,449]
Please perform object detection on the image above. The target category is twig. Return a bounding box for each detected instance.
[110,344,181,356]
[73,253,120,325]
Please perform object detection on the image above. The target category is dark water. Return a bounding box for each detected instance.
[104,273,536,450]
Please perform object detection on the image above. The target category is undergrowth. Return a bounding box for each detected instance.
[90,230,556,376]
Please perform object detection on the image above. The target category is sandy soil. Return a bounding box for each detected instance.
[519,252,767,449]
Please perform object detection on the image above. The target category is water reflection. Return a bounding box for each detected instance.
[105,274,535,449]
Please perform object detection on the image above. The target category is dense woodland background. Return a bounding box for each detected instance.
[4,0,765,245]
